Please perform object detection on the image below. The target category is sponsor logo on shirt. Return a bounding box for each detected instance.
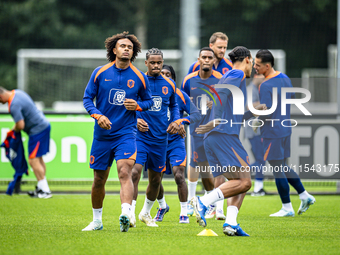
[149,96,162,111]
[109,89,126,105]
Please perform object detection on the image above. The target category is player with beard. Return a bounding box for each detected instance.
[254,49,315,217]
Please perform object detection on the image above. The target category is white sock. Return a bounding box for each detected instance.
[180,202,187,216]
[225,206,238,226]
[298,191,309,200]
[141,197,155,215]
[188,181,198,201]
[206,189,216,207]
[200,188,224,207]
[216,199,224,213]
[37,178,50,193]
[282,202,294,211]
[157,197,167,209]
[93,208,103,221]
[121,203,131,216]
[254,180,263,193]
[131,200,136,216]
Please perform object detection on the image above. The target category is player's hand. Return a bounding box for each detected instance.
[137,118,149,132]
[124,98,138,111]
[195,120,218,134]
[178,125,186,138]
[98,115,112,130]
[252,117,262,133]
[5,130,15,140]
[207,101,213,110]
[252,104,267,117]
[167,122,179,134]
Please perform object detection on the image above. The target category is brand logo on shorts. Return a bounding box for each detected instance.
[90,155,95,164]
[109,89,126,105]
[127,79,135,88]
[176,159,182,163]
[105,79,112,81]
[159,165,165,169]
[124,152,131,155]
[162,86,168,95]
[149,96,162,111]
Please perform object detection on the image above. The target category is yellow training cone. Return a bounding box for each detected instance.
[197,229,218,236]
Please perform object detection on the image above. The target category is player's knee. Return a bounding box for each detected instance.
[28,157,39,168]
[149,175,161,188]
[93,175,106,187]
[132,167,142,182]
[174,167,185,185]
[241,179,252,192]
[118,166,131,181]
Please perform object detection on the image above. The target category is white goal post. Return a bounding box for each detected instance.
[17,48,285,109]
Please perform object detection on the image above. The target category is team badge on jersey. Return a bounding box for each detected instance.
[222,67,229,74]
[149,96,162,111]
[127,79,135,88]
[162,86,168,95]
[109,89,126,105]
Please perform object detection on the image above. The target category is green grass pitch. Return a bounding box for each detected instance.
[0,194,339,255]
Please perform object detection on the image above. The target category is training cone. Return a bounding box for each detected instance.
[197,229,218,236]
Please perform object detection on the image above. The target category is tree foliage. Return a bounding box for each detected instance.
[0,0,336,89]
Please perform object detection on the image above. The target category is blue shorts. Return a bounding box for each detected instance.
[28,125,51,159]
[164,140,187,175]
[249,135,265,163]
[136,139,166,173]
[90,134,136,170]
[263,135,290,161]
[190,135,208,168]
[204,132,250,177]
